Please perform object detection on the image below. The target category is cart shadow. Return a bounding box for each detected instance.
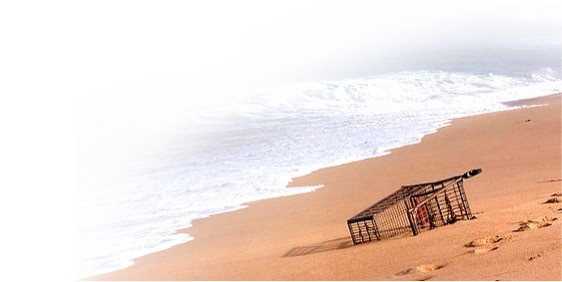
[283,237,355,257]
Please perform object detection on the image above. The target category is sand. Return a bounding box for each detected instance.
[88,94,561,281]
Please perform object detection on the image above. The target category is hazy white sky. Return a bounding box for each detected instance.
[3,1,560,107]
[75,0,560,96]
[63,1,561,125]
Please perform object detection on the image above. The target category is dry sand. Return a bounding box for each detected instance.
[88,94,561,281]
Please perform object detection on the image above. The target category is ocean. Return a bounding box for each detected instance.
[75,38,561,278]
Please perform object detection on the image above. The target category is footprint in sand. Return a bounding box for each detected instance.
[464,236,503,247]
[513,216,557,232]
[471,246,499,254]
[395,264,442,277]
[528,253,542,261]
[416,264,442,272]
[544,197,560,204]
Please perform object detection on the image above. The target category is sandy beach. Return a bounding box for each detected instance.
[88,94,561,281]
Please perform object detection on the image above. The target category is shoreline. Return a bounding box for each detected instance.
[502,93,562,107]
[87,93,561,281]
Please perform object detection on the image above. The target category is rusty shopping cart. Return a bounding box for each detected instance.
[347,169,482,245]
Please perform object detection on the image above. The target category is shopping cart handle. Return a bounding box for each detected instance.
[462,168,482,179]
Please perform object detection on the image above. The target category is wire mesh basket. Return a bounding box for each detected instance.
[347,169,482,244]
